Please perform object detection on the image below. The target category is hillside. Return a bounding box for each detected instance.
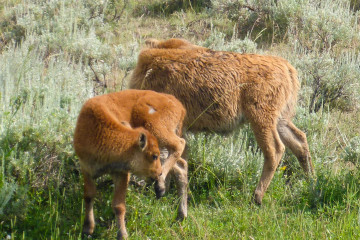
[0,0,359,239]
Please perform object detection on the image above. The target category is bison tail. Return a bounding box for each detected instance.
[145,38,160,48]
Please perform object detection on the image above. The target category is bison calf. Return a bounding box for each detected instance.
[130,38,315,210]
[74,89,186,239]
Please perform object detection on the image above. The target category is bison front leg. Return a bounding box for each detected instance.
[82,172,97,236]
[171,157,188,220]
[155,137,186,198]
[112,173,130,240]
[252,125,285,205]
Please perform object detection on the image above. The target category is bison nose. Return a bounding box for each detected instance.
[150,171,162,181]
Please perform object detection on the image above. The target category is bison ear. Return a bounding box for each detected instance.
[139,132,147,151]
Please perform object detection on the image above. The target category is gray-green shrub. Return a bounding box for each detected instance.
[0,37,94,217]
[293,49,360,112]
[211,0,360,51]
[202,28,258,52]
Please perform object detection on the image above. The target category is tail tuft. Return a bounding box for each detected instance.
[145,38,160,48]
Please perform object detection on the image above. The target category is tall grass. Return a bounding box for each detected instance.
[0,0,359,239]
[0,0,96,234]
[0,32,93,235]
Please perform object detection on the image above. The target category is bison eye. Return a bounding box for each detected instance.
[152,154,158,161]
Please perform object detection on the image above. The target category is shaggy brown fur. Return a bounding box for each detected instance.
[130,38,315,210]
[74,89,186,240]
[130,89,188,220]
[145,38,206,50]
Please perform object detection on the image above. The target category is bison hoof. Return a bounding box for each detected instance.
[176,211,187,221]
[117,230,128,240]
[252,192,263,206]
[82,222,95,238]
[154,182,166,199]
[81,232,93,239]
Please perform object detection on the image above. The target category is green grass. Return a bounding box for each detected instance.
[2,166,359,239]
[1,0,360,239]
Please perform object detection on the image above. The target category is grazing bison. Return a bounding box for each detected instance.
[130,38,315,211]
[74,89,186,239]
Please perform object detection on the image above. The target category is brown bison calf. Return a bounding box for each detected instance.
[130,38,315,210]
[74,89,186,239]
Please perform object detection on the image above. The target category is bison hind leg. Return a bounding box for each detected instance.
[250,122,286,205]
[277,118,314,176]
[172,158,188,220]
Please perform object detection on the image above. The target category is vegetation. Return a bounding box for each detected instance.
[0,0,359,239]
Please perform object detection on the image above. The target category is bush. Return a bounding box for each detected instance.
[211,0,295,43]
[0,35,92,220]
[133,0,212,17]
[186,126,262,199]
[287,0,360,53]
[211,0,360,51]
[342,136,360,166]
[202,28,258,52]
[0,179,28,221]
[12,0,112,61]
[296,50,360,112]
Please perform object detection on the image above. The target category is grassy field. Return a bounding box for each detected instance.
[1,0,360,239]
